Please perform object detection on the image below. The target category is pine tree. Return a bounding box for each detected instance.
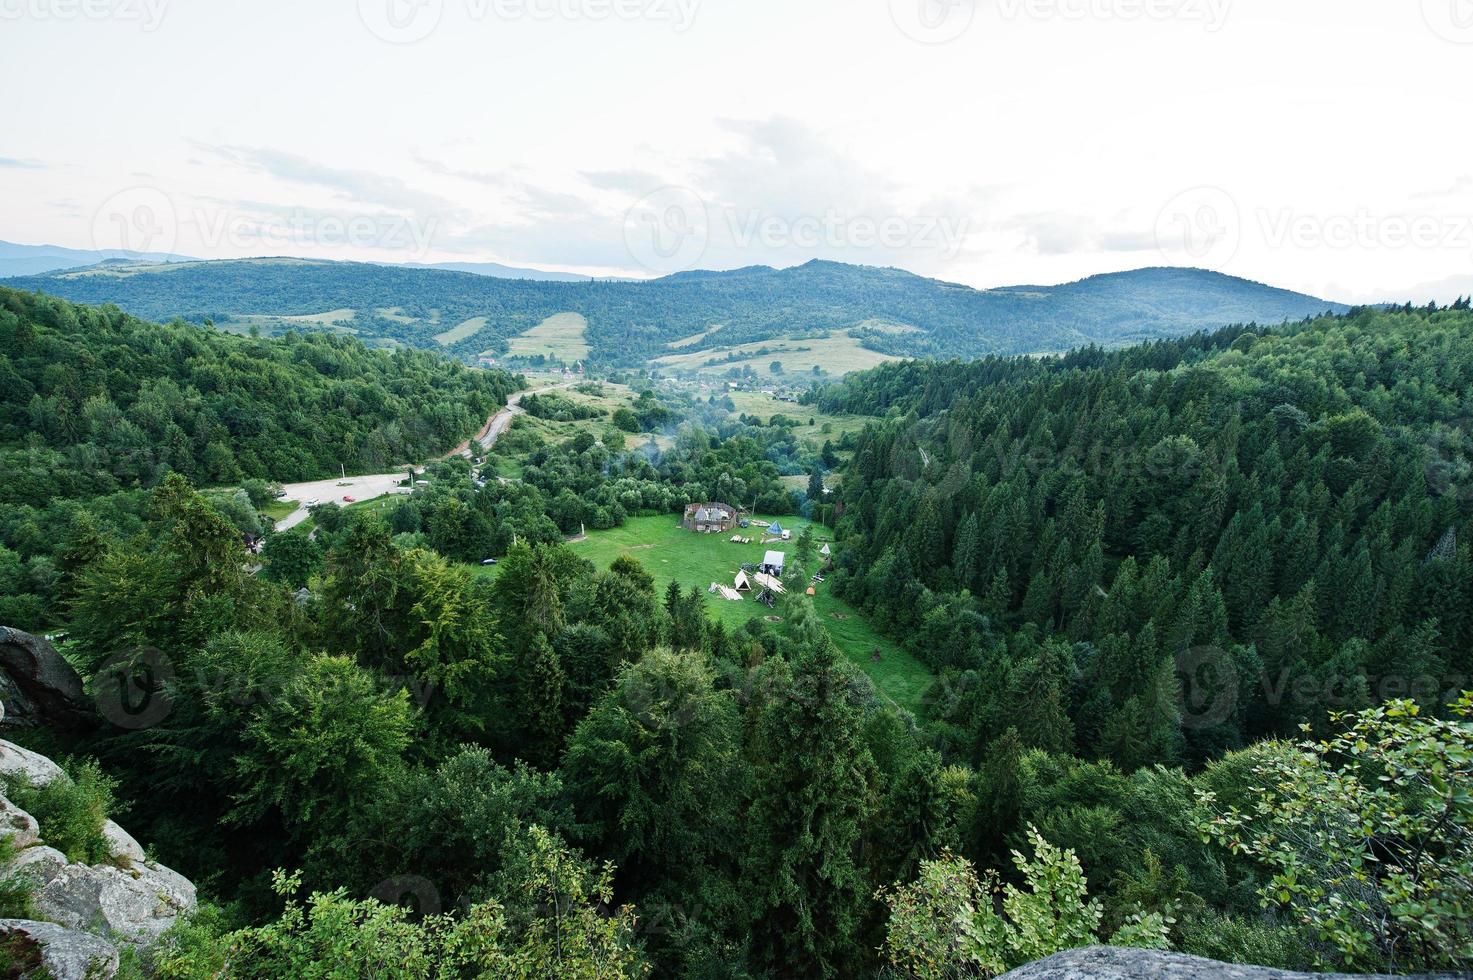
[515,632,566,767]
[745,626,878,977]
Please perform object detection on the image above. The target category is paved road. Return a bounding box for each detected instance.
[271,382,573,531]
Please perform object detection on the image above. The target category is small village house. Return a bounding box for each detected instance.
[683,502,738,533]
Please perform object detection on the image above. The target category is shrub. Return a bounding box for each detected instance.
[1199,695,1473,974]
[2,759,116,865]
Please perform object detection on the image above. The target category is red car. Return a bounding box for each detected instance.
[342,495,356,503]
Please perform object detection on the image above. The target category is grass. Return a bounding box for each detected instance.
[653,331,897,377]
[434,316,487,346]
[724,390,872,450]
[666,325,725,348]
[480,514,932,714]
[215,309,358,336]
[260,500,297,522]
[508,312,591,362]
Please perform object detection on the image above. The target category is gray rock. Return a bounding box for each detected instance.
[0,627,96,731]
[998,947,1458,979]
[30,856,197,949]
[100,820,145,865]
[0,917,119,979]
[0,738,67,787]
[7,844,69,883]
[0,795,39,849]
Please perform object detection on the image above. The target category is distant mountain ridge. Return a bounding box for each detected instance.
[1,254,1350,369]
[0,240,196,278]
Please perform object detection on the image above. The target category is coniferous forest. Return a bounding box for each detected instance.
[0,290,1469,977]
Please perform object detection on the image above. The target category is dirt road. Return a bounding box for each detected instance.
[456,381,573,458]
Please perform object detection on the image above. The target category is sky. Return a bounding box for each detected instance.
[2,0,1471,301]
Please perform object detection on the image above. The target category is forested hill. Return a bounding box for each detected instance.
[3,258,1347,367]
[821,303,1473,765]
[0,286,519,499]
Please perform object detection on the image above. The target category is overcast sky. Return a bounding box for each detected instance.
[3,0,1471,301]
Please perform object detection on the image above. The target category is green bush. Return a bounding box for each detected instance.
[0,836,34,919]
[2,759,117,865]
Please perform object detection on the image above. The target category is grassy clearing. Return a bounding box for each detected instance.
[666,325,725,348]
[376,306,417,324]
[215,309,359,336]
[508,312,591,362]
[479,514,931,714]
[434,316,488,346]
[724,390,872,451]
[653,331,897,378]
[259,500,297,522]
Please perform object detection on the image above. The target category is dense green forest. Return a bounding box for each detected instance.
[820,304,1473,761]
[4,260,1346,367]
[1,294,1469,978]
[0,287,518,629]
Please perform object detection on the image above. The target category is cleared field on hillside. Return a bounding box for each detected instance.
[434,316,487,346]
[478,515,931,713]
[666,325,725,348]
[215,309,358,335]
[724,390,872,448]
[654,331,896,377]
[508,312,591,361]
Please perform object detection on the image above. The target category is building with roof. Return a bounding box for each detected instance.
[682,502,738,533]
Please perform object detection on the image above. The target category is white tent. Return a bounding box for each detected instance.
[819,543,831,557]
[734,570,753,592]
[761,551,786,576]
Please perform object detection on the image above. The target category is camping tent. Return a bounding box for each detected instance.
[761,551,786,576]
[768,521,784,537]
[819,543,831,557]
[734,570,753,592]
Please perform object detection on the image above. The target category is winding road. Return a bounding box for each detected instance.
[271,382,573,532]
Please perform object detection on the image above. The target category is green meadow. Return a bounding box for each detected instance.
[482,514,932,715]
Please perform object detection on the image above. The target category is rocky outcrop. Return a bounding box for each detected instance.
[0,628,96,732]
[0,918,120,980]
[0,737,196,977]
[997,947,1452,979]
